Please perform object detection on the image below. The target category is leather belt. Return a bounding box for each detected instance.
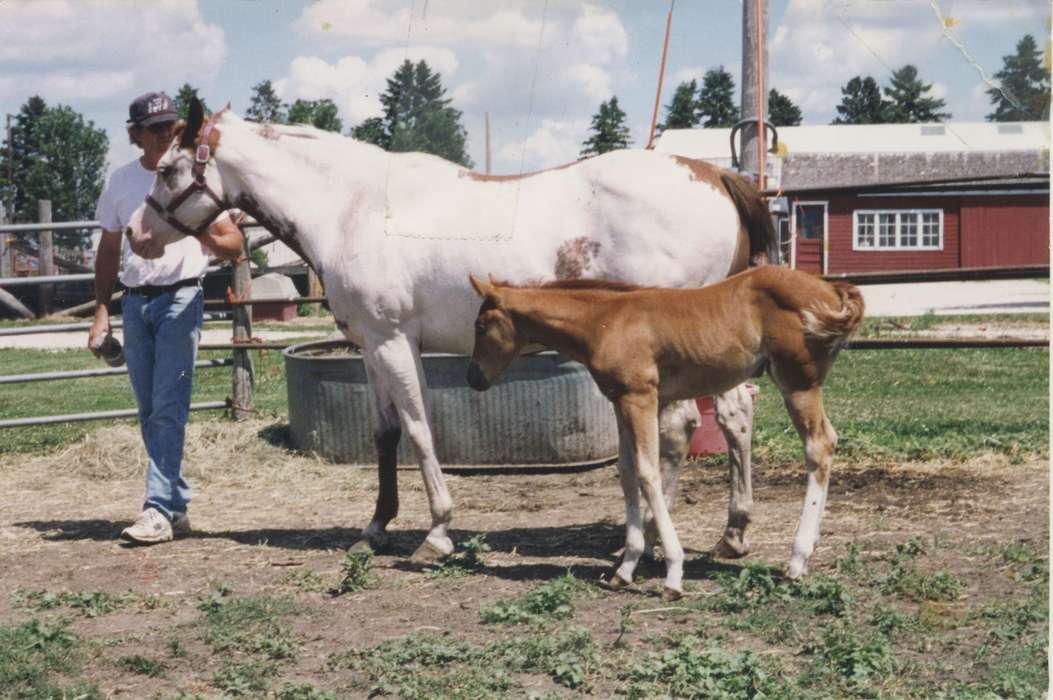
[125,278,201,299]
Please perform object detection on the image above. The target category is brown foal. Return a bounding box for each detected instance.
[467,265,864,599]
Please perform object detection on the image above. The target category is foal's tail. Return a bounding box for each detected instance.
[801,281,865,350]
[720,173,778,266]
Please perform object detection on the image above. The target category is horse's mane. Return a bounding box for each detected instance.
[493,278,647,293]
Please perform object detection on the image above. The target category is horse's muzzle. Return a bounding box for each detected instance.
[466,362,490,391]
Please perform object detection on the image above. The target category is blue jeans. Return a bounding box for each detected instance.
[122,285,203,520]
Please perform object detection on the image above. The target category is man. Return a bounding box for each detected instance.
[89,91,244,544]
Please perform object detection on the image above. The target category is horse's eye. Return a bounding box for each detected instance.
[157,166,172,178]
[475,322,486,336]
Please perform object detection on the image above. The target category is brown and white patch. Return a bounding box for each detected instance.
[255,124,282,141]
[554,237,601,280]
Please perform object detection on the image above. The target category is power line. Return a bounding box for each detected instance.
[926,0,1026,114]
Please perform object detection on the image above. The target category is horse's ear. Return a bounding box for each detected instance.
[469,274,490,297]
[181,97,204,149]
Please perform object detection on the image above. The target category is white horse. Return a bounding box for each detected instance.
[128,98,774,564]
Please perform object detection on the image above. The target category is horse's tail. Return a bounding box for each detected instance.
[801,281,865,350]
[720,172,778,267]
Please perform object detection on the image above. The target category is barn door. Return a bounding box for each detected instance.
[793,202,827,273]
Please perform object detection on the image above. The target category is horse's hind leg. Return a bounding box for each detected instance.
[350,364,401,553]
[367,332,454,564]
[642,400,701,557]
[611,413,646,589]
[781,385,837,579]
[711,384,755,559]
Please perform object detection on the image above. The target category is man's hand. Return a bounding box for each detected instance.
[88,306,110,356]
[202,213,246,261]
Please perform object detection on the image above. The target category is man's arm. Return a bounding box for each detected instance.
[88,230,122,354]
[199,213,246,262]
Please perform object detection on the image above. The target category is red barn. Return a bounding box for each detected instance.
[656,122,1050,274]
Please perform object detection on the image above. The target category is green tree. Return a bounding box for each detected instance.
[366,59,472,166]
[987,34,1051,121]
[173,83,207,120]
[0,97,108,248]
[287,98,343,132]
[698,66,740,128]
[660,80,700,131]
[246,79,286,123]
[768,88,802,126]
[580,96,632,158]
[832,76,890,124]
[884,64,950,123]
[351,117,387,148]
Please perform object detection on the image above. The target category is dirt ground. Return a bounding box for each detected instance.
[0,421,1047,697]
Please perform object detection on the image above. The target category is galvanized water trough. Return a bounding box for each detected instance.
[283,340,618,466]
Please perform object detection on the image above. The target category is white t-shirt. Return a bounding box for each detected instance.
[95,158,210,287]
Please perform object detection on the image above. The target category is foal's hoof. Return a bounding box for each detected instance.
[605,573,633,591]
[410,540,451,566]
[711,536,750,560]
[661,586,683,603]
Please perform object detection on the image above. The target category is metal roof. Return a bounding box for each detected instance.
[654,122,1050,191]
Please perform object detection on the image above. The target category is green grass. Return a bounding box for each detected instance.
[0,618,101,699]
[750,347,1048,463]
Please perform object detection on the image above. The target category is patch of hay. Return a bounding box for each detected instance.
[0,419,344,487]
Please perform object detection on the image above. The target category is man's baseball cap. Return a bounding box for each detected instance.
[127,92,178,127]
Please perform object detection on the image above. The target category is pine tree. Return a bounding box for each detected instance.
[351,117,388,148]
[987,34,1051,121]
[698,67,740,128]
[246,80,286,123]
[884,64,950,123]
[660,80,700,131]
[580,96,632,158]
[0,96,108,248]
[768,88,802,126]
[173,83,207,120]
[287,98,343,132]
[832,76,890,124]
[371,59,472,167]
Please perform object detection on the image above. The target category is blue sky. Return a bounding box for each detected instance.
[0,0,1047,177]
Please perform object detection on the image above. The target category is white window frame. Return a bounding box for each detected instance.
[853,209,943,251]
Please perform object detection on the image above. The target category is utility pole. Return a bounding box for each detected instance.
[2,114,13,278]
[740,0,768,190]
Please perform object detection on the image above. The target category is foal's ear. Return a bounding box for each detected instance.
[469,274,492,297]
[181,97,204,150]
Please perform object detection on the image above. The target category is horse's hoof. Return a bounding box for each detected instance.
[410,540,451,565]
[607,573,632,590]
[661,586,683,602]
[711,536,750,560]
[348,538,376,555]
[786,557,808,580]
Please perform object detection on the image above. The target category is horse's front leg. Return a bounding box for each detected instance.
[365,331,454,564]
[711,383,755,559]
[615,391,685,601]
[349,359,402,554]
[642,400,701,557]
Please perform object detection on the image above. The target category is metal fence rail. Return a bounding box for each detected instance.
[0,401,229,429]
[0,358,232,385]
[0,313,231,336]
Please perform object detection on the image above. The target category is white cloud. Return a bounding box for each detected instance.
[275,48,459,125]
[0,1,226,104]
[296,0,541,48]
[770,0,945,123]
[497,118,590,171]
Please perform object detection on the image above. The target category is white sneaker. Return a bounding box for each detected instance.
[121,508,190,544]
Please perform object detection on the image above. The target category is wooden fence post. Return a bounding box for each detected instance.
[307,266,324,314]
[37,200,54,317]
[231,234,254,420]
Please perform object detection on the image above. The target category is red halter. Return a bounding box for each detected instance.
[145,112,228,238]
